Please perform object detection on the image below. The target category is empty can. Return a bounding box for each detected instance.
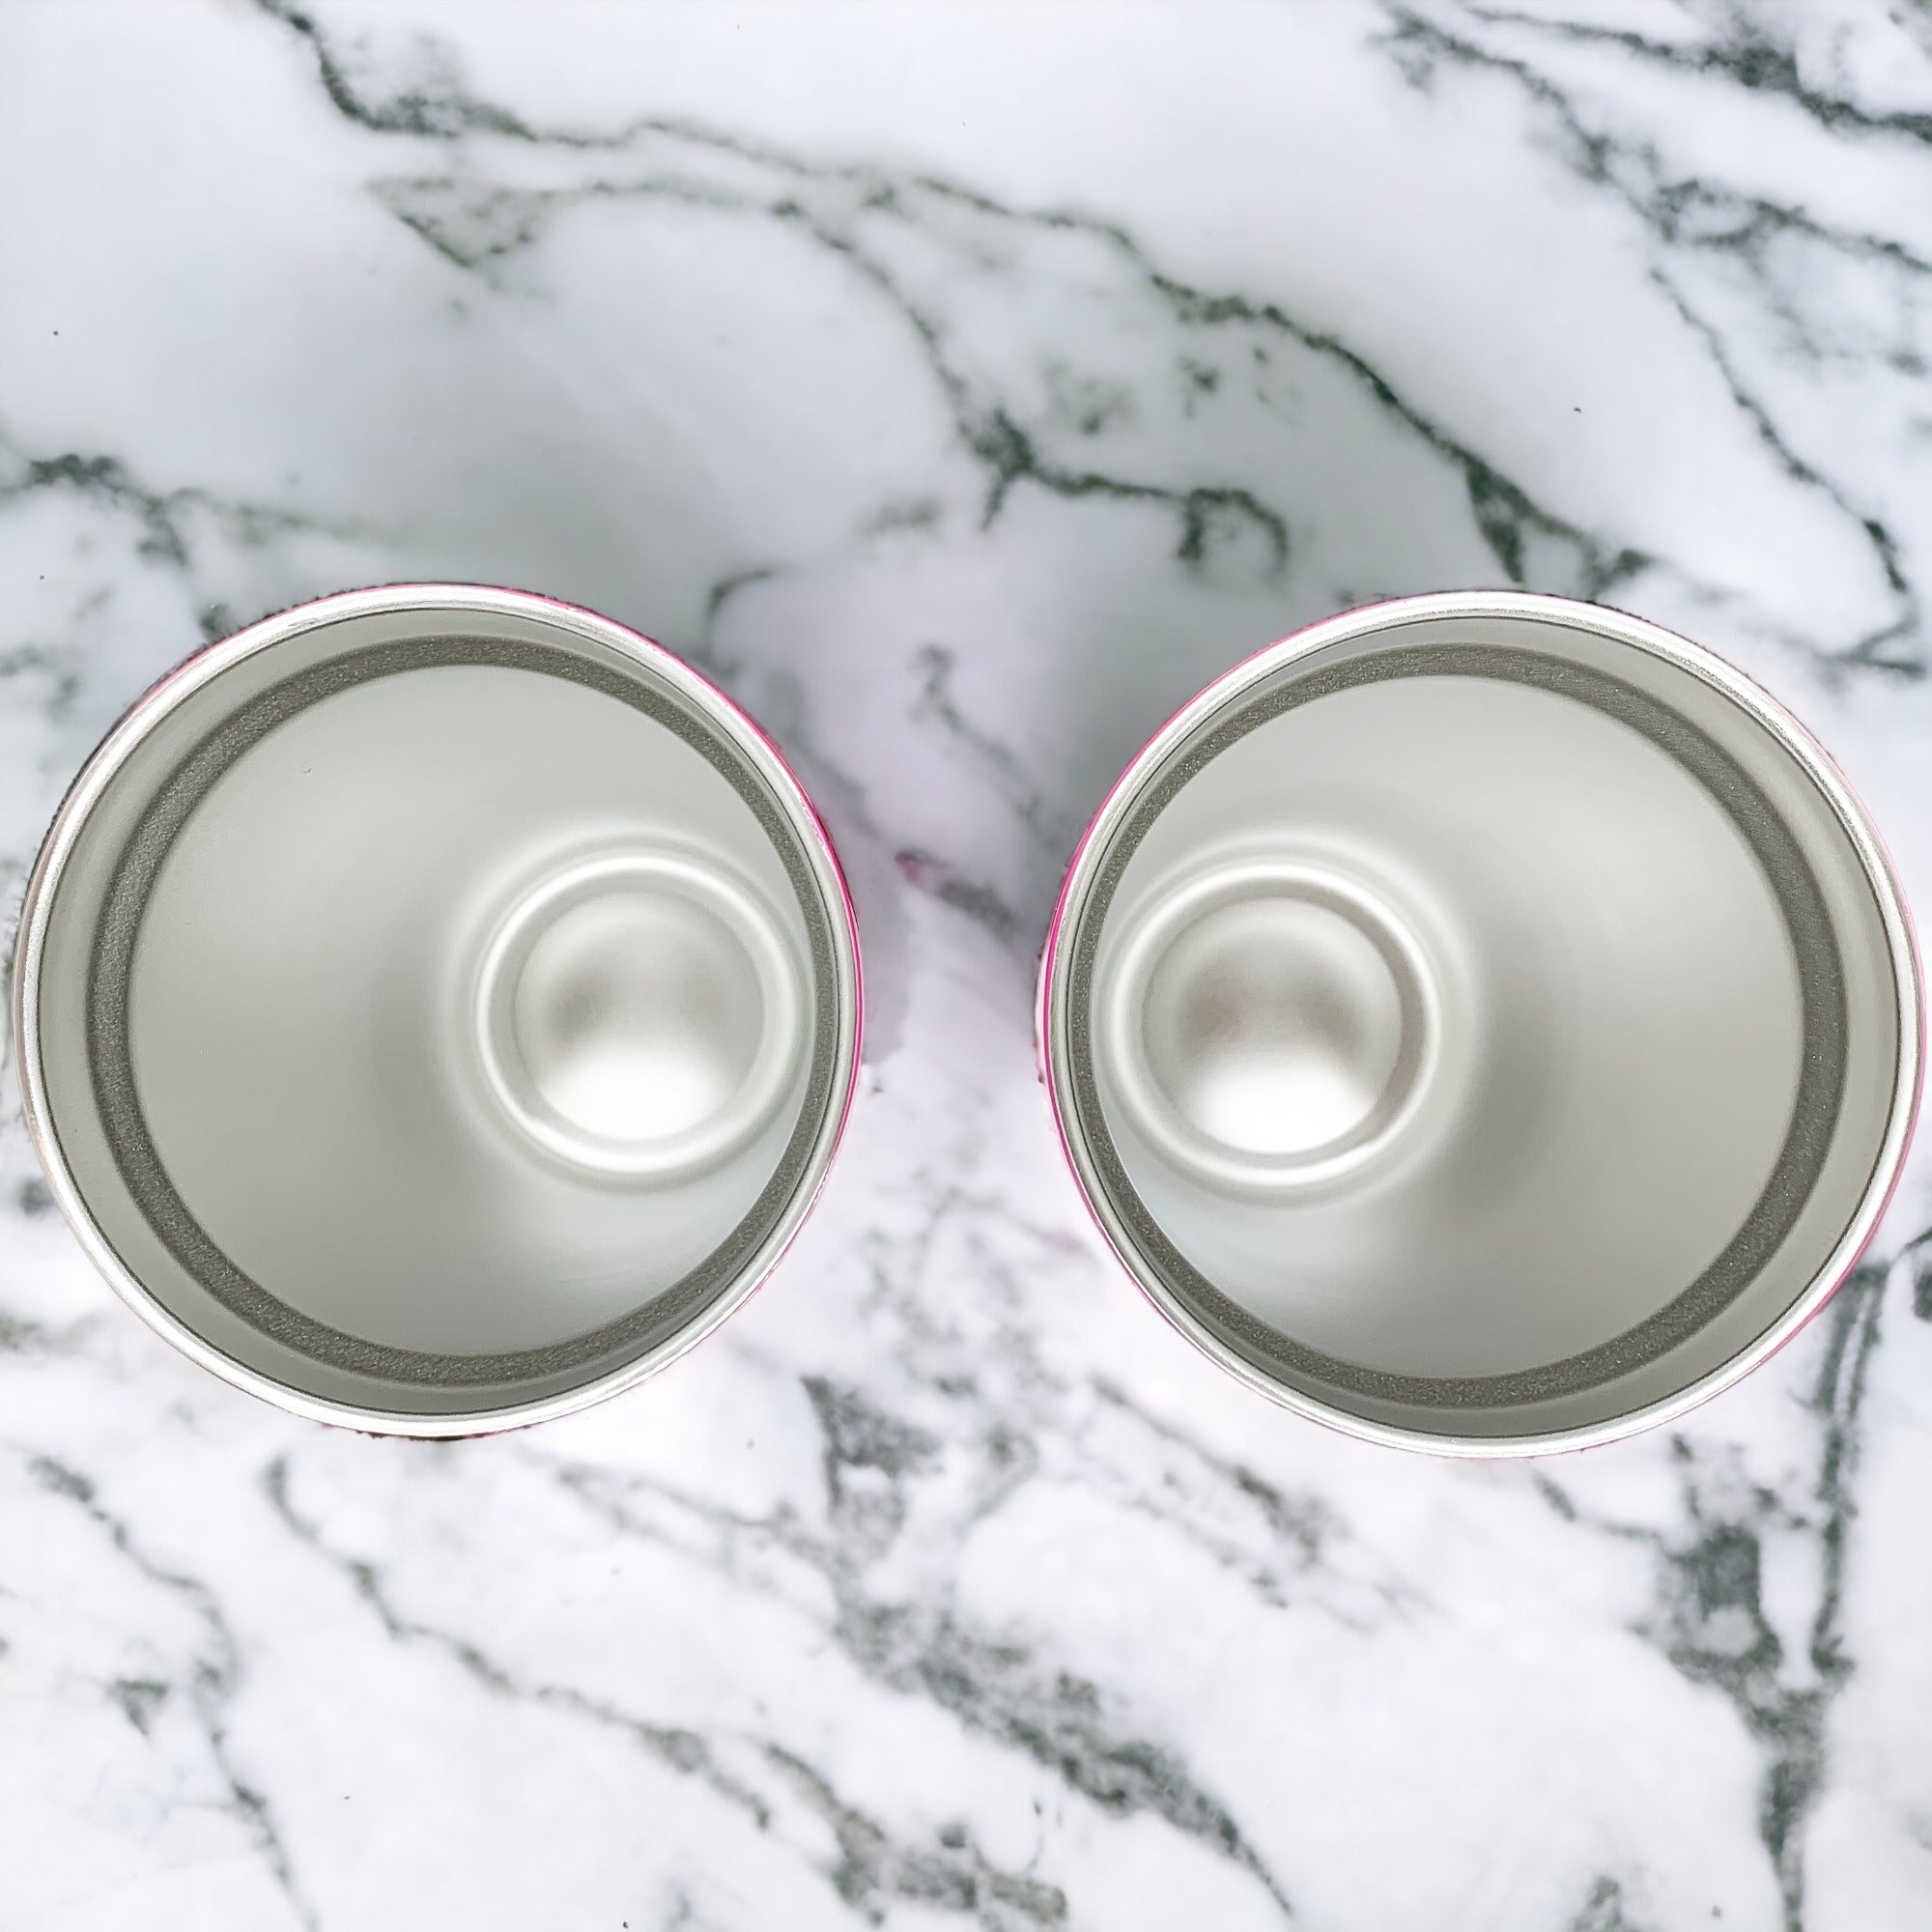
[1038,592,1920,1453]
[12,585,863,1434]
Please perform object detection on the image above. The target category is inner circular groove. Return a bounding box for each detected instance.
[478,851,803,1179]
[1059,639,1870,1426]
[1103,863,1435,1189]
[51,624,852,1405]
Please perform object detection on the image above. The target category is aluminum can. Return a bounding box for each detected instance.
[13,585,862,1434]
[1038,591,1920,1454]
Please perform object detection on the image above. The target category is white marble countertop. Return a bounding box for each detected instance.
[4,4,1932,1927]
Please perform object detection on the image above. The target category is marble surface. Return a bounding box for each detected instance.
[4,3,1932,1926]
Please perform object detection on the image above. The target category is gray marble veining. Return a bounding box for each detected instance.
[3,4,1931,1927]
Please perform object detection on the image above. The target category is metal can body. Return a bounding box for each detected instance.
[1039,592,1920,1455]
[13,585,863,1435]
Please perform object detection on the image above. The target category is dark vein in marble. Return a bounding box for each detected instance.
[802,1386,1293,1909]
[265,0,1280,568]
[847,1179,1393,1631]
[1647,277,1918,676]
[1568,1873,1654,1932]
[0,1305,52,1351]
[1463,4,1932,150]
[0,640,84,727]
[1379,3,1926,675]
[24,1453,319,1931]
[765,1747,1068,1930]
[538,1363,1306,1921]
[863,1611,1294,1922]
[1877,1221,1932,1323]
[914,174,1640,599]
[704,568,1066,959]
[0,431,373,703]
[865,496,949,539]
[910,644,1070,855]
[1089,1377,1330,1576]
[1387,7,1932,303]
[258,0,1661,610]
[258,0,551,145]
[109,1674,172,1737]
[696,566,781,678]
[0,1294,95,1355]
[262,1455,776,1826]
[264,1453,1072,1928]
[690,559,877,800]
[0,441,348,582]
[1535,1238,1924,1932]
[852,1176,1402,1626]
[448,165,1288,581]
[803,1374,942,1560]
[892,848,1026,950]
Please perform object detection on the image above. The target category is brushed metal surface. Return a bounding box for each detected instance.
[476,850,805,1179]
[1041,593,1920,1454]
[1100,858,1436,1190]
[14,587,862,1435]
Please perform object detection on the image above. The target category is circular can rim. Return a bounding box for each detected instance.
[1037,590,1924,1458]
[11,582,865,1436]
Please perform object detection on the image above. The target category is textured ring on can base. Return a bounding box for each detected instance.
[13,585,863,1435]
[1038,592,1921,1456]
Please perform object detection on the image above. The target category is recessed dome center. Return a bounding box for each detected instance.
[1102,860,1436,1190]
[1141,895,1404,1158]
[477,851,802,1177]
[514,888,761,1145]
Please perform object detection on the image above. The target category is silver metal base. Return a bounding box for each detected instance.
[14,587,862,1434]
[1042,593,1920,1454]
[475,848,805,1179]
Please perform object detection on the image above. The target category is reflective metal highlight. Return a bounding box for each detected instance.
[13,586,863,1435]
[1039,593,1920,1455]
